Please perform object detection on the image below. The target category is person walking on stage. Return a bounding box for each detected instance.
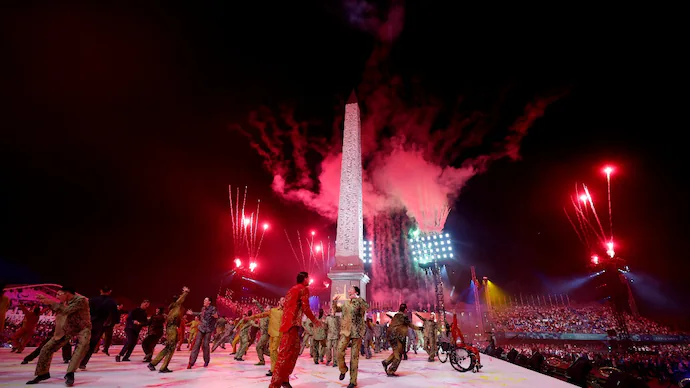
[142,307,166,363]
[269,272,321,388]
[324,307,340,368]
[310,309,327,364]
[116,299,150,362]
[333,286,369,388]
[147,286,189,373]
[79,286,118,369]
[244,297,284,375]
[382,303,421,377]
[187,297,218,368]
[414,311,438,362]
[27,286,91,387]
[97,303,124,356]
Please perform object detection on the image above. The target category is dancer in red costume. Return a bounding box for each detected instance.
[450,313,482,369]
[268,272,321,388]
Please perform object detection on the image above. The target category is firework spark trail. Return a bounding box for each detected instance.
[235,187,240,243]
[307,233,316,273]
[243,214,251,257]
[564,207,586,246]
[583,184,607,239]
[256,226,267,259]
[228,186,237,251]
[252,200,261,256]
[296,230,306,271]
[284,229,301,268]
[326,236,331,270]
[606,172,613,241]
[318,241,325,273]
[571,196,605,242]
[571,196,590,249]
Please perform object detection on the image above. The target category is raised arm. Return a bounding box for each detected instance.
[247,310,270,321]
[414,312,427,322]
[386,313,394,320]
[252,299,265,313]
[173,288,190,308]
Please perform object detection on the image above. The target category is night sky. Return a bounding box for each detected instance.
[1,3,686,323]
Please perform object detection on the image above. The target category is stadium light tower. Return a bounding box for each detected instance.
[409,230,454,328]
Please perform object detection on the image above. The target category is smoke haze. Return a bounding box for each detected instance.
[235,0,568,302]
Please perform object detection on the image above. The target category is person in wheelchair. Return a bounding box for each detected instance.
[450,313,482,371]
[438,324,452,351]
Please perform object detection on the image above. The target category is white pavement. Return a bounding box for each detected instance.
[0,345,572,387]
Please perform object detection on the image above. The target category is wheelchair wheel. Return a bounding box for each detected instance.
[450,347,476,373]
[437,344,449,363]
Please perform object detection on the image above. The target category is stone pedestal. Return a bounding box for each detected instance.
[328,267,370,302]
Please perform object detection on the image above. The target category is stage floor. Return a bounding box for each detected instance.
[0,345,572,387]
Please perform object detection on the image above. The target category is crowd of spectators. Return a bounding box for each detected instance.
[491,304,680,335]
[492,343,689,386]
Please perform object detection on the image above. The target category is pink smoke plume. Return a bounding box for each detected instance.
[369,142,474,233]
[238,90,564,226]
[235,0,567,228]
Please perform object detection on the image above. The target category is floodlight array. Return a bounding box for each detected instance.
[409,232,453,264]
[362,240,373,263]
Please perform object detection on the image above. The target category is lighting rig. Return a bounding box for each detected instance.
[218,258,259,296]
[588,253,637,349]
[409,232,454,328]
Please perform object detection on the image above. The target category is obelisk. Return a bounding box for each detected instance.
[328,90,370,301]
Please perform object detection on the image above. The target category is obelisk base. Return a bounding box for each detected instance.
[328,264,370,303]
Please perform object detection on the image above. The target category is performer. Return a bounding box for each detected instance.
[116,299,151,362]
[80,286,118,368]
[211,318,237,352]
[244,298,284,375]
[142,307,166,362]
[451,312,481,369]
[214,315,227,343]
[248,300,271,366]
[333,286,369,388]
[406,324,418,359]
[11,305,46,353]
[414,312,437,362]
[299,320,313,356]
[310,309,327,364]
[374,320,385,353]
[186,316,200,350]
[0,283,10,344]
[269,272,320,388]
[27,286,91,387]
[176,314,187,351]
[234,310,254,361]
[229,321,242,354]
[382,303,420,376]
[97,303,124,356]
[147,286,189,373]
[362,317,375,359]
[324,307,340,367]
[187,297,219,368]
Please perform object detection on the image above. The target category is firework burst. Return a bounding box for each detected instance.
[228,185,269,260]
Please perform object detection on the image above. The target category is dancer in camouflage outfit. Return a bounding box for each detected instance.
[28,286,91,387]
